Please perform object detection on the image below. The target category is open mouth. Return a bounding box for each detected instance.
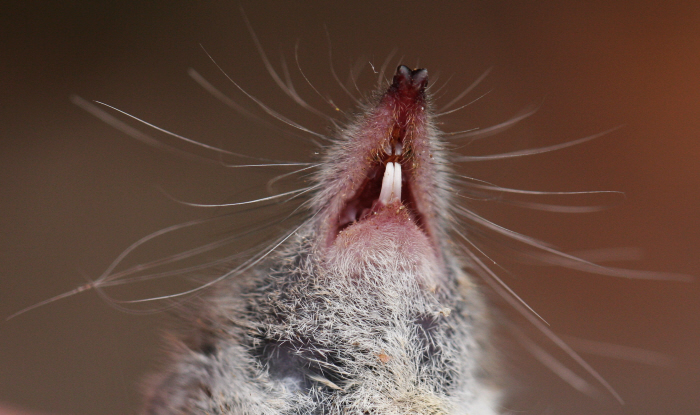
[327,65,431,247]
[335,147,425,235]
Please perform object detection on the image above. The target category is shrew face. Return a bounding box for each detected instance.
[312,66,450,288]
[143,66,498,415]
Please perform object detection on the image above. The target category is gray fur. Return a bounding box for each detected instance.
[142,69,501,415]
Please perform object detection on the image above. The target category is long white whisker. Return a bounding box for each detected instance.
[324,25,361,105]
[220,162,314,168]
[286,195,318,219]
[199,45,329,146]
[165,186,313,208]
[560,335,675,368]
[97,210,294,285]
[187,68,262,121]
[267,163,324,193]
[348,57,367,96]
[294,41,342,113]
[457,205,693,281]
[456,177,625,196]
[6,282,97,320]
[189,68,315,141]
[93,100,292,162]
[435,89,493,117]
[376,48,398,90]
[456,232,549,326]
[455,126,623,161]
[454,188,621,213]
[4,216,230,318]
[122,216,312,303]
[455,228,500,266]
[427,72,454,97]
[447,104,540,139]
[465,245,624,404]
[511,325,600,397]
[102,210,307,288]
[240,8,333,122]
[100,218,213,282]
[71,96,170,150]
[281,183,322,204]
[72,96,233,165]
[493,200,612,213]
[438,67,492,112]
[190,68,326,148]
[531,252,694,281]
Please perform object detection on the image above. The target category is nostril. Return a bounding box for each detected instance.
[411,68,429,88]
[393,65,429,93]
[395,65,413,84]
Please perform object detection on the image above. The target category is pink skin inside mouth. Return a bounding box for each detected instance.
[319,66,442,272]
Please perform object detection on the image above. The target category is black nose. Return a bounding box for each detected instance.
[393,65,429,92]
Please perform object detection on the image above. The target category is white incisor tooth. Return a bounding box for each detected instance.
[379,162,402,205]
[392,162,402,202]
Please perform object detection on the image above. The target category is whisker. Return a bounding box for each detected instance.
[100,218,215,283]
[121,214,314,303]
[199,45,329,146]
[376,48,398,90]
[220,162,314,168]
[187,68,262,121]
[427,72,454,97]
[6,215,229,319]
[348,56,367,96]
[560,335,675,368]
[72,96,233,165]
[455,228,500,266]
[92,279,191,316]
[561,247,643,264]
[6,281,96,320]
[189,68,319,143]
[103,210,307,288]
[511,325,600,397]
[267,163,324,193]
[164,186,313,208]
[324,25,361,105]
[93,100,299,163]
[465,245,625,404]
[455,126,623,161]
[281,183,321,204]
[447,104,540,139]
[454,191,610,212]
[294,41,342,113]
[241,8,334,122]
[97,206,298,285]
[456,230,549,325]
[435,89,493,117]
[490,200,613,213]
[437,67,492,112]
[530,252,694,281]
[456,206,693,281]
[456,177,625,196]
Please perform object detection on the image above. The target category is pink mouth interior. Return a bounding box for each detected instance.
[334,149,425,241]
[329,66,431,248]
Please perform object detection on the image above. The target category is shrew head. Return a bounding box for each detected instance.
[312,66,448,282]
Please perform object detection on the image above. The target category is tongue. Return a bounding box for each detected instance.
[378,162,402,205]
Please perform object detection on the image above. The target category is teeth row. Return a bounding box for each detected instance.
[379,162,402,205]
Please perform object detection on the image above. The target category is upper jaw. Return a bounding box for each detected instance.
[312,66,442,258]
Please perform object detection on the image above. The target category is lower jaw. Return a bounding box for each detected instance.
[323,206,442,287]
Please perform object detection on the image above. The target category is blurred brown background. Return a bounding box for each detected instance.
[1,1,699,414]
